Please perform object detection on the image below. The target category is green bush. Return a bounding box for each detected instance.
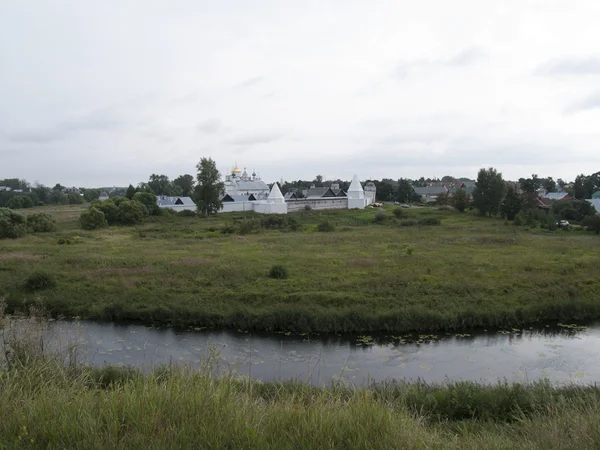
[80,207,108,230]
[177,209,197,217]
[111,196,129,207]
[27,212,58,232]
[67,193,84,205]
[7,195,34,209]
[373,212,388,224]
[513,211,524,226]
[25,271,56,291]
[317,221,335,232]
[393,208,407,219]
[133,192,161,216]
[399,219,418,227]
[91,200,118,225]
[269,265,289,280]
[238,219,262,235]
[116,201,146,225]
[419,218,441,226]
[0,207,28,238]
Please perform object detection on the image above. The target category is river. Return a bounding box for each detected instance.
[28,320,600,386]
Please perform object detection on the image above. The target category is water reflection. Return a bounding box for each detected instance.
[27,321,600,386]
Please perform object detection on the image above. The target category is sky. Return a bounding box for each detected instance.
[2,0,600,187]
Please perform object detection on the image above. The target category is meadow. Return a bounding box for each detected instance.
[1,204,600,333]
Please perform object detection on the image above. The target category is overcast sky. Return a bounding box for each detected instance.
[2,0,600,187]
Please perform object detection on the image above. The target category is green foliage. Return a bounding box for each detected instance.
[473,167,506,217]
[393,208,407,219]
[125,185,137,200]
[25,270,56,291]
[194,157,225,216]
[373,212,388,224]
[7,195,34,209]
[317,221,335,232]
[27,213,58,232]
[177,209,197,217]
[92,200,119,225]
[148,174,174,195]
[419,217,441,226]
[83,189,101,203]
[0,207,28,238]
[67,193,84,205]
[132,192,160,216]
[173,174,196,197]
[583,214,600,234]
[500,186,523,220]
[116,201,146,225]
[80,207,108,230]
[396,178,416,203]
[399,219,419,227]
[111,196,128,207]
[452,189,470,213]
[269,265,289,279]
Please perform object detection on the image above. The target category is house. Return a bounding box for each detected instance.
[156,196,196,212]
[284,192,299,200]
[223,166,270,199]
[305,187,341,199]
[587,198,600,213]
[592,191,600,199]
[98,191,110,201]
[413,185,448,202]
[541,192,570,201]
[63,187,81,195]
[0,186,11,192]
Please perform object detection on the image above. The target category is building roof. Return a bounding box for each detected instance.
[0,186,11,191]
[413,186,448,196]
[348,174,364,193]
[221,194,257,202]
[268,182,285,203]
[587,198,600,213]
[284,192,298,200]
[156,196,196,207]
[305,187,338,198]
[592,191,600,199]
[541,192,570,200]
[225,179,270,191]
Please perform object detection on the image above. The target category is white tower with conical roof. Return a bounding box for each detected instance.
[347,174,367,209]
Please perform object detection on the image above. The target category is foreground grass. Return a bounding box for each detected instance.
[1,205,600,333]
[1,355,600,449]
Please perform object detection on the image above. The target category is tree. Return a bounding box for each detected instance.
[542,177,556,193]
[83,189,100,203]
[0,207,28,238]
[92,200,118,225]
[27,213,58,232]
[500,186,523,220]
[313,175,324,186]
[194,158,225,216]
[452,189,469,213]
[519,174,540,194]
[147,174,173,195]
[173,174,195,197]
[583,214,600,234]
[473,167,506,216]
[116,201,145,225]
[133,191,161,216]
[396,179,414,203]
[125,184,137,200]
[53,183,65,192]
[80,207,108,230]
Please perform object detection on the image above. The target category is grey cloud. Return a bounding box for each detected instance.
[564,92,600,114]
[535,57,600,76]
[225,131,283,145]
[235,76,266,89]
[446,47,487,67]
[197,118,223,134]
[7,130,65,143]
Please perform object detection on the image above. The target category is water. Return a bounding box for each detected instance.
[40,321,600,386]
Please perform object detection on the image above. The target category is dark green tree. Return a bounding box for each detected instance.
[194,158,225,216]
[541,177,556,193]
[133,191,161,216]
[473,167,506,217]
[500,186,523,220]
[313,175,324,186]
[80,207,108,230]
[125,184,137,200]
[116,201,146,225]
[147,174,173,195]
[83,189,100,203]
[395,179,414,203]
[173,174,195,197]
[583,214,600,234]
[452,189,470,213]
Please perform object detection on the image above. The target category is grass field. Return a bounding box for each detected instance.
[1,204,600,333]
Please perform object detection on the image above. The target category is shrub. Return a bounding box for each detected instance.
[373,212,388,224]
[583,214,600,234]
[116,201,146,225]
[317,221,335,232]
[92,200,118,225]
[7,195,34,209]
[393,208,407,219]
[177,210,197,217]
[0,207,28,238]
[27,212,58,232]
[513,212,524,226]
[67,193,84,205]
[269,265,289,280]
[406,247,414,256]
[25,271,56,291]
[111,196,129,207]
[304,204,312,211]
[80,207,108,230]
[220,225,236,234]
[419,218,442,226]
[238,219,262,235]
[399,219,419,227]
[133,192,161,216]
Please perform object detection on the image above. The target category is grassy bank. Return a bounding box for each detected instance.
[2,354,600,449]
[1,204,600,333]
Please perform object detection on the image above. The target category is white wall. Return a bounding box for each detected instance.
[287,198,348,212]
[220,201,256,213]
[254,202,288,214]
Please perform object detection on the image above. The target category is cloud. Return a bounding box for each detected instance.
[7,130,65,144]
[225,131,284,146]
[197,118,222,134]
[235,76,266,89]
[394,47,486,78]
[535,57,600,76]
[564,91,600,114]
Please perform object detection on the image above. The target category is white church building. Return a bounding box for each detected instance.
[220,172,376,214]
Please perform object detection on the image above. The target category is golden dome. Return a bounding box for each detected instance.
[233,167,241,173]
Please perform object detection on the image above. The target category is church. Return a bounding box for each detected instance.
[220,166,376,214]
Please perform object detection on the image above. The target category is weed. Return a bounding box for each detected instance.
[269,265,289,280]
